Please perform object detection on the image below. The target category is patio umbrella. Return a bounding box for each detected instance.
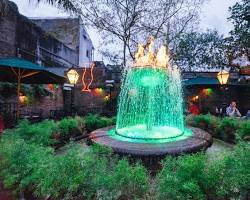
[0,57,66,117]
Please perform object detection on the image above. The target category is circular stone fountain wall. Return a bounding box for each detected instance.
[90,126,212,156]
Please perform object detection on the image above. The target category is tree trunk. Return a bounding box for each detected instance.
[123,41,127,67]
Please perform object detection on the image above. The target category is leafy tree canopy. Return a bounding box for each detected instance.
[227,0,250,62]
[172,30,228,71]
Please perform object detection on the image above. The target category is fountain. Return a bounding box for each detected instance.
[90,38,212,157]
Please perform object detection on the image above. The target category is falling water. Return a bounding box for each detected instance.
[114,65,187,140]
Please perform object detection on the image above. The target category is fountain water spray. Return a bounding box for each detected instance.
[90,37,212,155]
[108,37,192,142]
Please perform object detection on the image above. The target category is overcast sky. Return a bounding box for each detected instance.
[11,0,238,62]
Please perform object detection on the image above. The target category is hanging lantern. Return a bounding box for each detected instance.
[67,69,79,85]
[217,70,229,85]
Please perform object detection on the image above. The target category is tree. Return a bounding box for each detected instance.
[80,0,205,66]
[227,0,250,64]
[34,0,80,12]
[172,30,228,71]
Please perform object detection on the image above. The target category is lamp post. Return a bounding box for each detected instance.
[67,69,79,116]
[217,69,229,116]
[105,80,114,111]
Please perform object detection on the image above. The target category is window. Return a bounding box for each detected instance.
[86,50,89,58]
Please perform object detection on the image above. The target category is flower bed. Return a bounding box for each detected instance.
[0,115,249,200]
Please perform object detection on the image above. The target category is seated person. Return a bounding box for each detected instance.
[226,101,241,117]
[246,110,250,119]
[188,101,200,115]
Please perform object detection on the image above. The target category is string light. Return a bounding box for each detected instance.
[82,62,95,92]
[202,88,213,96]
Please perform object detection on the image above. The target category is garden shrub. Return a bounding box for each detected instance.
[192,114,219,135]
[33,144,148,200]
[204,142,250,199]
[156,143,250,200]
[186,114,249,143]
[84,114,116,132]
[0,136,53,194]
[84,114,101,132]
[33,145,88,199]
[55,117,87,142]
[112,159,149,199]
[57,117,78,136]
[217,117,240,143]
[156,153,207,200]
[4,119,57,146]
[236,120,250,141]
[0,125,249,200]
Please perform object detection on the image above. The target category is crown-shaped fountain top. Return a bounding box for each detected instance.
[134,36,170,68]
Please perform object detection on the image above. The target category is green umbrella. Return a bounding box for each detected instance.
[0,57,66,117]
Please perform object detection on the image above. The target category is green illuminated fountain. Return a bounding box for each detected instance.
[107,39,192,143]
[90,38,212,156]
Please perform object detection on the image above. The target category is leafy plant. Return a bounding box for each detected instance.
[112,159,149,199]
[156,154,207,200]
[236,120,250,141]
[33,145,86,199]
[156,144,250,200]
[0,138,53,194]
[194,114,219,134]
[4,119,57,146]
[217,117,240,143]
[84,114,116,132]
[57,117,79,137]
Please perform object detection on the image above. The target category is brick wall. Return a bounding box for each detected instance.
[20,85,64,118]
[0,2,17,58]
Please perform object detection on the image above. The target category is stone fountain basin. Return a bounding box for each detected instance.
[89,126,213,156]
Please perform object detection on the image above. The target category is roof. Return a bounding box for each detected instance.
[183,77,219,86]
[0,57,45,70]
[0,57,66,83]
[183,76,249,86]
[47,67,68,77]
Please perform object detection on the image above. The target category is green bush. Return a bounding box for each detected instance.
[56,117,82,142]
[4,119,57,146]
[33,145,87,199]
[0,126,249,200]
[0,134,149,200]
[156,143,250,200]
[217,117,240,143]
[32,144,148,200]
[84,114,116,132]
[156,154,207,200]
[236,120,250,141]
[0,137,53,194]
[186,114,249,143]
[191,114,219,135]
[112,159,149,199]
[218,143,250,199]
[57,117,78,136]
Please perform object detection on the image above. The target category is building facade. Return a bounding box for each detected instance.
[31,17,94,67]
